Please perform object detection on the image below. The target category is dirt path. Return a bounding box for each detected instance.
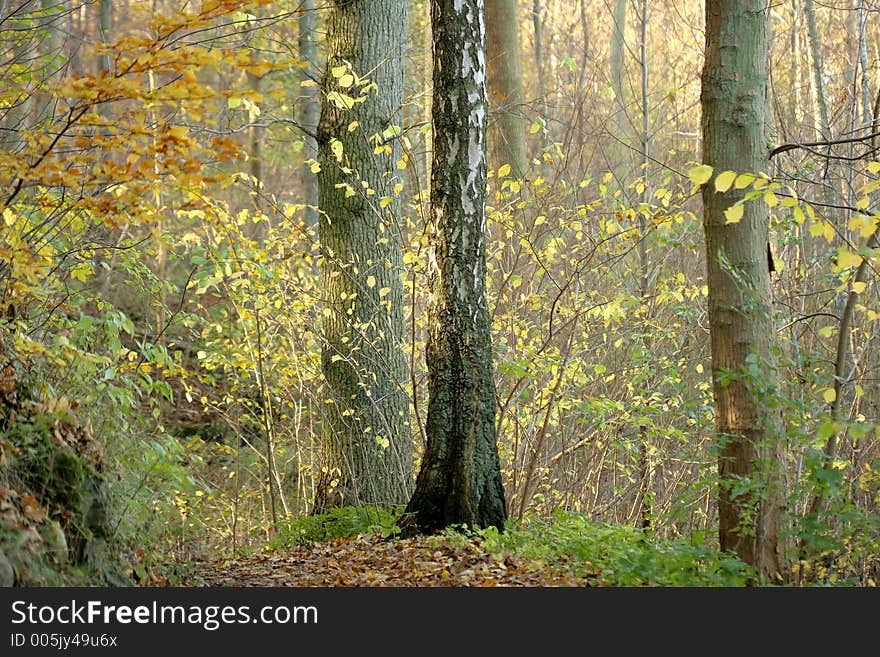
[180,533,593,587]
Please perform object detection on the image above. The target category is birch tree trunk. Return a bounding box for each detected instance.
[403,0,507,533]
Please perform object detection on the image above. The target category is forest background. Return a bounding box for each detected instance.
[0,0,878,587]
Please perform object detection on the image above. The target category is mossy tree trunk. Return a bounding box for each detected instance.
[403,0,507,533]
[313,0,413,512]
[701,0,786,580]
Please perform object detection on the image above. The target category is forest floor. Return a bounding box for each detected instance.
[179,533,592,587]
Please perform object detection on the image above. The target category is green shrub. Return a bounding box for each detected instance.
[478,510,753,586]
[269,506,403,549]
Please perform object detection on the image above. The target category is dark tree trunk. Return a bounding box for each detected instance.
[403,0,507,533]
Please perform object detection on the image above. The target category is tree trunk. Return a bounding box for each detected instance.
[485,0,527,177]
[403,0,507,533]
[701,0,786,581]
[298,0,319,228]
[609,0,629,177]
[804,0,831,141]
[313,0,413,512]
[98,0,112,74]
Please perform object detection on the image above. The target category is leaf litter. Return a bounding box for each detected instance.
[182,533,596,587]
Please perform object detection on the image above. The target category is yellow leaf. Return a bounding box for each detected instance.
[379,287,390,297]
[498,163,511,178]
[309,161,321,173]
[847,213,877,239]
[714,170,737,193]
[366,275,376,288]
[379,196,393,209]
[331,65,348,78]
[724,203,745,224]
[811,220,835,243]
[338,74,354,88]
[347,121,359,132]
[330,139,344,162]
[835,247,862,270]
[823,388,837,403]
[868,161,880,174]
[327,91,355,110]
[851,281,867,294]
[823,222,835,243]
[687,164,713,186]
[168,125,189,140]
[763,191,779,207]
[734,173,756,189]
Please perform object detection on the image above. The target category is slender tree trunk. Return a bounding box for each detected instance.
[403,0,507,533]
[636,0,651,531]
[790,0,801,131]
[532,0,547,121]
[856,0,871,130]
[313,0,413,512]
[98,0,112,74]
[247,71,264,232]
[805,0,831,141]
[298,0,319,228]
[485,0,527,177]
[701,0,786,581]
[609,0,629,176]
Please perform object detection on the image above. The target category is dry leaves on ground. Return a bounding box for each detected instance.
[182,533,594,587]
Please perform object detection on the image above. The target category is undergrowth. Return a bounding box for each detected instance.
[268,506,403,549]
[264,506,753,586]
[475,510,753,587]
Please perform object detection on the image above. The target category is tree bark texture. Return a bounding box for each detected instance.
[403,0,507,533]
[701,0,786,580]
[485,0,527,177]
[314,0,413,512]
